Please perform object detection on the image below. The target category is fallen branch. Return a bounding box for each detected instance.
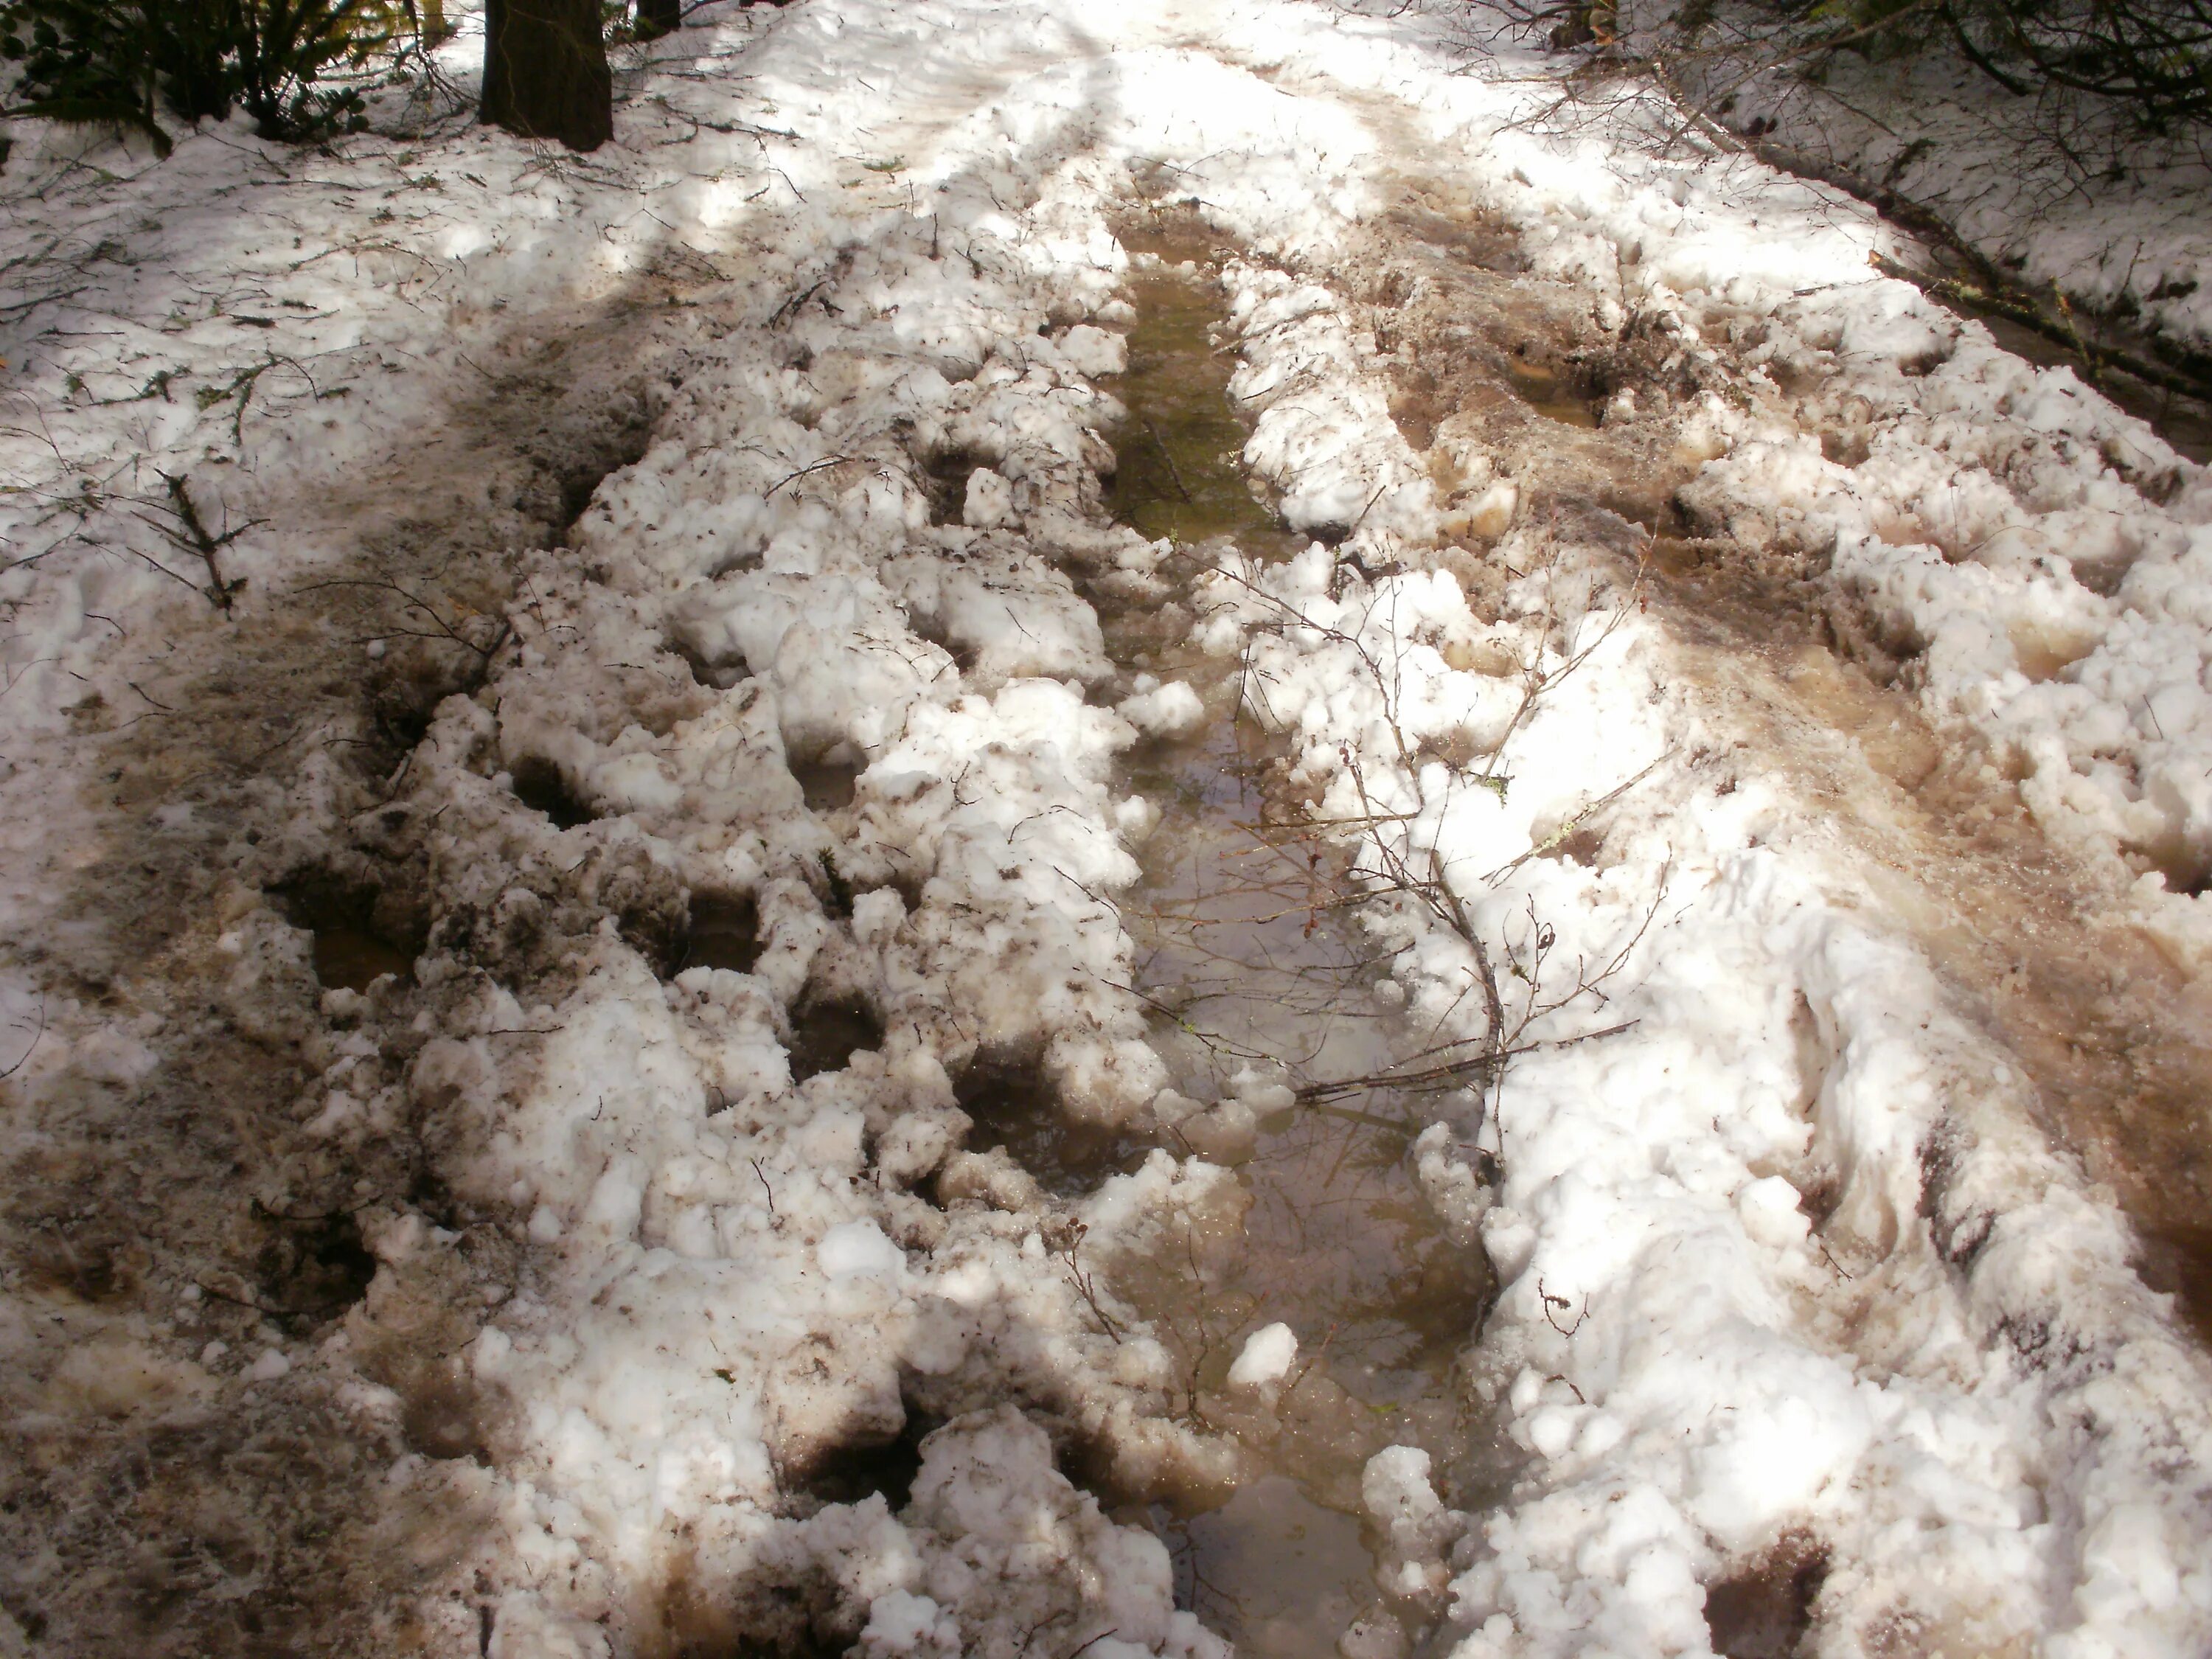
[133,473,262,613]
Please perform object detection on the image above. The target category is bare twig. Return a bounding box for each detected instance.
[1,1002,46,1079]
[296,574,513,664]
[134,472,263,613]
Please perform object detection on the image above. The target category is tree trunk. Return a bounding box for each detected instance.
[635,0,682,43]
[481,0,613,153]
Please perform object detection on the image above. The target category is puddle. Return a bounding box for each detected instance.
[310,924,416,992]
[921,446,987,526]
[1065,216,1494,1654]
[274,874,421,991]
[400,1365,493,1462]
[672,636,747,690]
[788,995,883,1082]
[1162,1477,1375,1658]
[1110,687,1487,1551]
[675,891,763,976]
[1506,360,1598,428]
[1110,226,1298,553]
[2137,1222,2212,1346]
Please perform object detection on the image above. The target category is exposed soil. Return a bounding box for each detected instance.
[1328,157,2212,1349]
[0,263,715,1655]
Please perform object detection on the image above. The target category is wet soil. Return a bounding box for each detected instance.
[0,256,712,1655]
[1346,161,2212,1349]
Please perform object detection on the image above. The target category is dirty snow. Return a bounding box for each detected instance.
[1,1,2210,1658]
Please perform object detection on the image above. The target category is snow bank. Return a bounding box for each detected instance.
[1622,0,2212,357]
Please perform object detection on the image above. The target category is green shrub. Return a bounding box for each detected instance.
[0,0,397,151]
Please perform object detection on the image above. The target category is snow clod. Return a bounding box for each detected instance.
[1226,1323,1297,1388]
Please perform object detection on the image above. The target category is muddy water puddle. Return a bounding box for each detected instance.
[1107,237,1293,552]
[1108,664,1485,1657]
[1071,223,1492,1656]
[275,876,421,992]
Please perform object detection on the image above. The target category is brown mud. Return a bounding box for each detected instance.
[1340,161,2212,1344]
[0,251,717,1655]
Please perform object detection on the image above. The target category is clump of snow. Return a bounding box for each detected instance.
[1225,1322,1297,1388]
[844,1408,1225,1659]
[1116,677,1207,739]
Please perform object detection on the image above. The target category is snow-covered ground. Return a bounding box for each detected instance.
[2,3,2210,1658]
[1615,0,2212,360]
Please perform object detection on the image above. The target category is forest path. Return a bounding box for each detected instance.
[1,5,2209,1659]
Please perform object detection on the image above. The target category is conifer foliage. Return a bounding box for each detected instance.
[0,0,391,150]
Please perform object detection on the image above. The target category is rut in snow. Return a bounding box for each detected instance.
[1055,219,1496,1657]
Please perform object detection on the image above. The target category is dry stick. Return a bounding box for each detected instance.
[1060,1243,1121,1343]
[1481,753,1666,886]
[112,541,216,607]
[296,574,512,664]
[764,453,854,498]
[1305,1099,1413,1130]
[1480,548,1648,785]
[1315,761,1666,1113]
[135,473,265,613]
[1296,1020,1641,1105]
[1141,418,1194,503]
[0,1002,45,1079]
